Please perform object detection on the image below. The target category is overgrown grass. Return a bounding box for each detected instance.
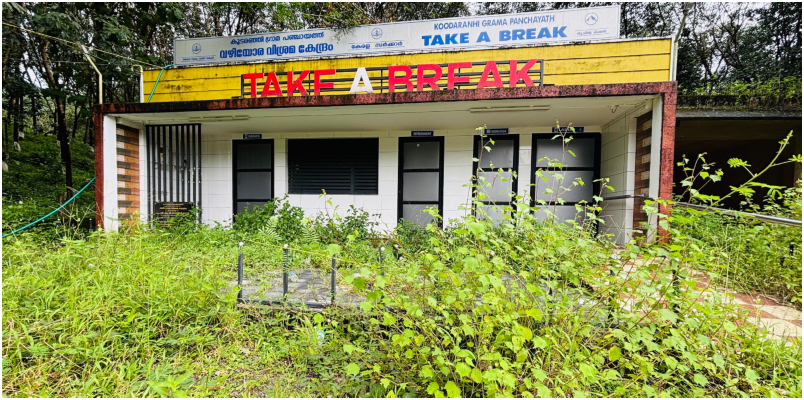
[3,127,801,397]
[3,209,802,397]
[672,207,802,305]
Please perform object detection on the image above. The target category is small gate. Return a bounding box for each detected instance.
[146,124,202,221]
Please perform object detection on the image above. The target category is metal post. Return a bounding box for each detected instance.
[237,242,244,302]
[331,255,337,305]
[81,45,102,104]
[283,244,289,298]
[671,257,681,315]
[379,246,385,302]
[781,242,794,268]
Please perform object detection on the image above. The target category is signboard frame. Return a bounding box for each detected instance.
[174,6,621,66]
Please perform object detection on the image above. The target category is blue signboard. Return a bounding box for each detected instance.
[243,134,263,139]
[411,131,434,137]
[174,6,621,66]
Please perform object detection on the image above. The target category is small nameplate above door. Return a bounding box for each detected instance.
[552,127,584,133]
[243,134,262,139]
[411,131,434,137]
[484,128,509,135]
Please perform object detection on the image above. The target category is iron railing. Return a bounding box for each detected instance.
[602,194,802,227]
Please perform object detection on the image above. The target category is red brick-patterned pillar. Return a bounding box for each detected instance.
[116,125,140,222]
[658,85,678,241]
[633,113,653,236]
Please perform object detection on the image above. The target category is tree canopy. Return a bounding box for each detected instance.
[2,2,801,192]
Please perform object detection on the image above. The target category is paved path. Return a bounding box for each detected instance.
[234,269,365,307]
[233,262,801,342]
[610,252,802,341]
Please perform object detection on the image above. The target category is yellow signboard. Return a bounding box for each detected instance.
[144,38,672,102]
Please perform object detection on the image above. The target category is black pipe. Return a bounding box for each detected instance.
[331,255,337,305]
[237,242,244,302]
[283,244,289,299]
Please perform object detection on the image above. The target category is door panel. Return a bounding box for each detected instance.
[398,137,444,228]
[233,139,274,215]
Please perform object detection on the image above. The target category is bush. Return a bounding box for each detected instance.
[232,195,305,241]
[312,204,379,244]
[327,208,802,397]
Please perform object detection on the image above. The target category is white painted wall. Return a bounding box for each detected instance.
[129,117,678,245]
[598,98,661,245]
[102,116,119,231]
[191,125,584,230]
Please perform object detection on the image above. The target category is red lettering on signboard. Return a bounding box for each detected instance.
[416,64,442,92]
[314,69,335,96]
[447,62,472,90]
[388,65,413,93]
[509,59,539,87]
[243,72,264,98]
[261,72,283,97]
[287,70,310,96]
[477,61,503,89]
[241,59,542,97]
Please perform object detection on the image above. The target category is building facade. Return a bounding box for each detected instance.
[95,9,678,244]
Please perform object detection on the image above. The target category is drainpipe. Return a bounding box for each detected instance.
[132,65,144,102]
[81,45,102,103]
[670,3,693,81]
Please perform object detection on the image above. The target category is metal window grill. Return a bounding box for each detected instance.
[146,124,202,221]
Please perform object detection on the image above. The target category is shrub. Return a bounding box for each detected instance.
[327,208,802,397]
[232,195,305,241]
[312,204,379,244]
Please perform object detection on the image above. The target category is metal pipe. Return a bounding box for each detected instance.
[81,45,102,103]
[132,65,144,102]
[331,255,337,305]
[283,244,289,298]
[602,194,803,227]
[237,242,244,302]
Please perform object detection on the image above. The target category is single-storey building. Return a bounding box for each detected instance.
[95,6,678,244]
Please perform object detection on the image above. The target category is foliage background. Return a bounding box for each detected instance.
[2,2,801,201]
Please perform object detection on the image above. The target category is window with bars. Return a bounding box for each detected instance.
[287,138,378,195]
[473,135,519,223]
[530,133,600,222]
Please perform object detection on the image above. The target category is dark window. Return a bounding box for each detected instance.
[233,139,274,214]
[473,135,519,222]
[398,137,444,228]
[530,132,601,223]
[288,138,378,194]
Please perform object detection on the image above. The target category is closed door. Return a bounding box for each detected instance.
[232,139,274,215]
[531,133,600,222]
[398,137,444,228]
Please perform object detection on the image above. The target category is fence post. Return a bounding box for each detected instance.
[237,241,244,302]
[671,257,681,316]
[331,255,337,305]
[283,244,289,300]
[606,258,616,326]
[379,246,385,302]
[780,242,794,269]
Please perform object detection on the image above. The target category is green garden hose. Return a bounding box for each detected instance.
[146,64,173,103]
[3,177,96,238]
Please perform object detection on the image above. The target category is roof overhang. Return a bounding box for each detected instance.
[96,82,677,116]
